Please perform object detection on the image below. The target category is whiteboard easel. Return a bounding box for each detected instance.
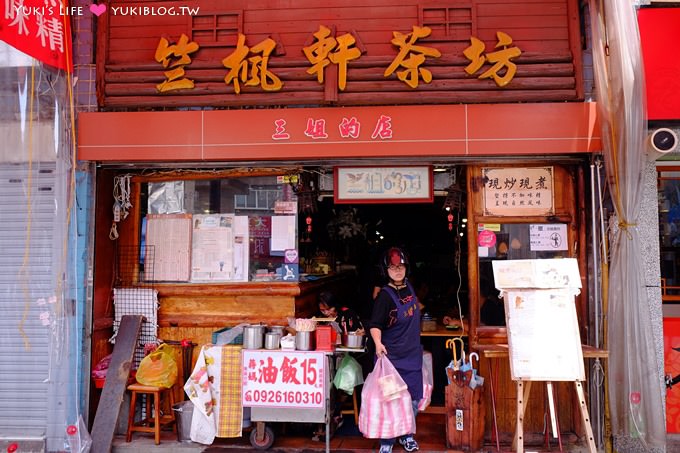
[493,259,596,453]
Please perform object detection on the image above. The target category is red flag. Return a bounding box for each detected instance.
[1,0,73,72]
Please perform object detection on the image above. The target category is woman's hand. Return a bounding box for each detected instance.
[375,342,387,356]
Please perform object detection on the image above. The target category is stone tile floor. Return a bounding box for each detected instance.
[113,412,606,453]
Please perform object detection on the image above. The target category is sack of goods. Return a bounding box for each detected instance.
[358,355,415,439]
[136,343,179,388]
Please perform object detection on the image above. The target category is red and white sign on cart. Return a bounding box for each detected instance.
[1,0,73,72]
[242,350,327,409]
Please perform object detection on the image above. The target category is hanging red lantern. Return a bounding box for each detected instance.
[306,216,312,233]
[447,213,454,223]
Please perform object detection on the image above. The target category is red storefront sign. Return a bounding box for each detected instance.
[639,7,680,121]
[78,102,601,162]
[0,0,73,72]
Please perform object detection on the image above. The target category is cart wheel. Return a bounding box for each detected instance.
[250,425,275,450]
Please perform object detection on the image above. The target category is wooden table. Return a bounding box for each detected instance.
[473,343,608,452]
[475,343,608,359]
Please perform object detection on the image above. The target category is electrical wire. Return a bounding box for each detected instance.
[453,212,466,337]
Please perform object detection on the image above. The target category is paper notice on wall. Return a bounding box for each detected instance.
[492,258,581,289]
[146,214,192,281]
[191,214,234,281]
[232,215,249,282]
[271,216,296,252]
[529,224,568,251]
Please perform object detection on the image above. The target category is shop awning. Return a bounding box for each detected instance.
[78,102,601,162]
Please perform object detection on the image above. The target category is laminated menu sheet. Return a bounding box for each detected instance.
[191,214,249,282]
[145,213,192,281]
[191,214,234,281]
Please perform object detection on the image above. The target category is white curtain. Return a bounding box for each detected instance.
[589,0,665,450]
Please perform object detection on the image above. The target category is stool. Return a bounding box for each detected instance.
[126,383,177,445]
[339,388,360,425]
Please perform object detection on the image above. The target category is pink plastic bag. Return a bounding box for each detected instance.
[418,351,433,411]
[358,355,415,439]
[91,354,112,380]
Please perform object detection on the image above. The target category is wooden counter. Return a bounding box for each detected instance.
[157,271,358,347]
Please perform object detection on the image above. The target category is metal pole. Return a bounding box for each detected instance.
[590,163,603,449]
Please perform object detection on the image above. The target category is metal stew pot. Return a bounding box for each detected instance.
[264,332,281,349]
[342,331,364,348]
[267,325,286,335]
[243,324,266,349]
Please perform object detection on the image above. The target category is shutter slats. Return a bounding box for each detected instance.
[0,163,55,438]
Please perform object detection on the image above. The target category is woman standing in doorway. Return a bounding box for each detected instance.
[369,247,423,453]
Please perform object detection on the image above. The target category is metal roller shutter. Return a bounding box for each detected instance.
[0,162,56,447]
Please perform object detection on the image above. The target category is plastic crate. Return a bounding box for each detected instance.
[212,326,244,345]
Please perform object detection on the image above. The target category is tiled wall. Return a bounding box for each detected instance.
[72,0,97,112]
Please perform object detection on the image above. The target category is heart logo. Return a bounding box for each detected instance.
[284,249,299,263]
[90,4,106,16]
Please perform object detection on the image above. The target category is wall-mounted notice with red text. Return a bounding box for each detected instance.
[242,350,326,408]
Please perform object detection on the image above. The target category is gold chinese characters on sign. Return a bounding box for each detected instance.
[222,33,283,94]
[303,25,362,91]
[154,28,522,93]
[464,31,521,87]
[154,34,200,92]
[482,167,554,216]
[384,26,441,88]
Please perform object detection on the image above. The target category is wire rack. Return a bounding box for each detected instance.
[112,245,158,368]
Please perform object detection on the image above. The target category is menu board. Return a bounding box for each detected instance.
[493,259,584,381]
[503,288,584,381]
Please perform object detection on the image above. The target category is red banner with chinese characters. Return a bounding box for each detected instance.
[0,0,73,72]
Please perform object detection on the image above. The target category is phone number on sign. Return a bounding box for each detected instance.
[244,389,324,406]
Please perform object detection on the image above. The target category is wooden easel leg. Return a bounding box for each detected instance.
[490,358,501,452]
[574,381,597,453]
[547,382,557,438]
[513,380,530,453]
[546,382,564,452]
